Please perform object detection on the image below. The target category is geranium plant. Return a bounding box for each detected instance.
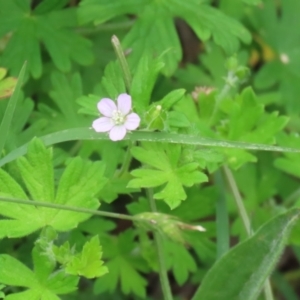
[1,1,300,300]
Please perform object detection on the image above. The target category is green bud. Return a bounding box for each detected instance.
[235,66,250,80]
[136,212,206,244]
[225,56,238,71]
[41,225,58,242]
[145,104,167,131]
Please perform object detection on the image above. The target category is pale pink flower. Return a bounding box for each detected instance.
[92,93,140,141]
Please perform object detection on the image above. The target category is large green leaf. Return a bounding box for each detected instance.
[0,0,93,77]
[0,251,78,300]
[192,208,300,300]
[78,0,250,76]
[0,138,106,237]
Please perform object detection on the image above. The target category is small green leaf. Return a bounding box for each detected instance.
[94,229,147,297]
[0,67,17,100]
[65,236,108,279]
[164,240,197,285]
[192,208,300,300]
[128,143,208,209]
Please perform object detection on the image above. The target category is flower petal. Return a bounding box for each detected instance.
[97,98,117,117]
[92,117,114,132]
[124,113,140,130]
[109,125,127,141]
[117,93,132,115]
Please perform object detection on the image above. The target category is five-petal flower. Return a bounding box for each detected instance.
[92,93,140,141]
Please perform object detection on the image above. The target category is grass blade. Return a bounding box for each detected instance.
[0,62,27,156]
[1,128,300,167]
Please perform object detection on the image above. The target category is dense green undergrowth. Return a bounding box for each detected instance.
[1,0,300,299]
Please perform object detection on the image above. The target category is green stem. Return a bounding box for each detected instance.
[263,279,275,300]
[147,189,173,300]
[111,35,132,92]
[0,196,139,222]
[223,165,252,236]
[115,141,134,178]
[223,165,274,300]
[209,71,238,126]
[215,170,230,259]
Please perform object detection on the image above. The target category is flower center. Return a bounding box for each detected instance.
[112,110,125,125]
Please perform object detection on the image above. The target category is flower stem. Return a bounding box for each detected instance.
[0,196,140,222]
[111,35,132,92]
[146,189,173,300]
[116,141,134,178]
[209,71,238,126]
[223,165,251,236]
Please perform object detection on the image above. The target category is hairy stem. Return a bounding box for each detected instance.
[223,165,252,236]
[147,189,173,300]
[223,165,274,300]
[111,35,132,92]
[115,141,134,178]
[0,196,140,222]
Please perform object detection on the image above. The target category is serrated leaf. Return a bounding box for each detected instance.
[0,0,93,77]
[0,255,38,288]
[0,138,106,237]
[128,143,208,209]
[17,138,55,202]
[94,229,147,297]
[0,252,78,299]
[164,240,197,285]
[218,87,288,169]
[170,0,251,54]
[192,208,300,300]
[65,236,108,279]
[124,5,180,76]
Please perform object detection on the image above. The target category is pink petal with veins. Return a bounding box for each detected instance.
[117,93,132,115]
[97,98,117,117]
[124,113,140,130]
[92,117,114,132]
[109,125,127,141]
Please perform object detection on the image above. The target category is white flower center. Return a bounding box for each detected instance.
[112,110,125,125]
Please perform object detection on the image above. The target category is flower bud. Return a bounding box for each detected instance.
[145,105,167,131]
